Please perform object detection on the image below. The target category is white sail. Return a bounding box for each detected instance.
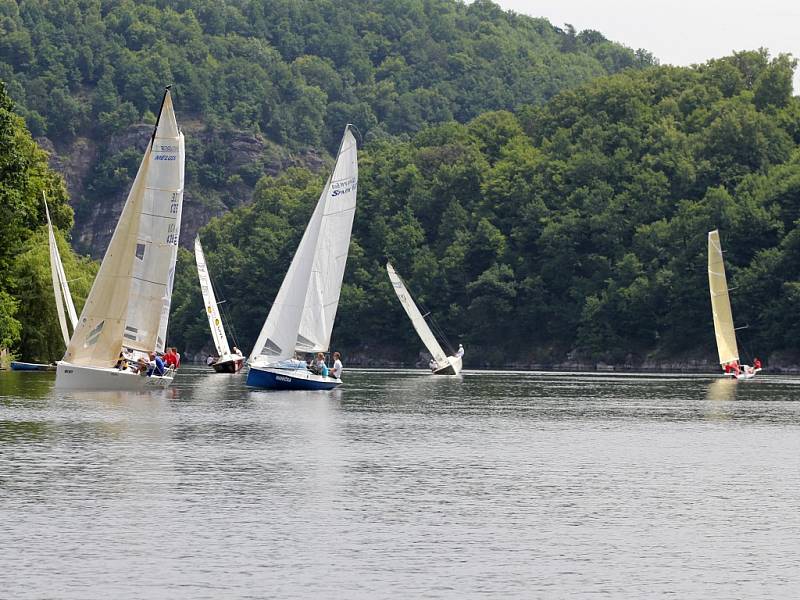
[64,89,183,367]
[708,230,739,365]
[386,262,449,367]
[249,126,358,364]
[194,236,231,356]
[44,196,74,347]
[297,127,358,352]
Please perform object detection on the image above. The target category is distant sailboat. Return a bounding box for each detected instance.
[55,88,185,390]
[386,262,463,375]
[194,236,244,372]
[246,125,358,390]
[708,230,760,380]
[11,195,78,372]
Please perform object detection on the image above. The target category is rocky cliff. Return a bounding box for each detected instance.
[39,124,326,258]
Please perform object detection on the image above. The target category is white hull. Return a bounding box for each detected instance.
[433,356,462,376]
[735,367,762,380]
[55,362,174,391]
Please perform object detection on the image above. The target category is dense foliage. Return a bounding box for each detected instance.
[0,82,95,362]
[169,51,800,366]
[0,0,652,253]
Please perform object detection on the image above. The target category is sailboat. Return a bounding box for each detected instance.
[708,229,760,380]
[10,195,78,372]
[55,88,185,390]
[194,236,244,372]
[386,262,463,375]
[246,125,358,390]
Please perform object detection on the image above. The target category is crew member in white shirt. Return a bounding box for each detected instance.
[331,352,343,379]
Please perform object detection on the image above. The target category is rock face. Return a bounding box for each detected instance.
[40,124,327,258]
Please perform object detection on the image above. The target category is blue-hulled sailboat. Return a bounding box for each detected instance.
[246,126,358,390]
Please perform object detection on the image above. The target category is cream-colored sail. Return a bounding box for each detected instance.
[64,89,182,367]
[124,92,184,353]
[708,230,739,365]
[386,262,449,367]
[194,236,231,356]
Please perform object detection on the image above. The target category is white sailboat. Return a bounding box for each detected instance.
[10,196,78,372]
[708,230,760,380]
[386,262,463,375]
[246,125,358,390]
[55,88,185,390]
[194,236,244,372]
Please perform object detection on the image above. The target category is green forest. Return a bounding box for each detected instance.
[1,0,798,369]
[169,50,800,367]
[0,81,95,365]
[0,0,650,253]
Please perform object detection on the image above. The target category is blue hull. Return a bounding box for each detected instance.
[10,361,55,371]
[246,366,341,391]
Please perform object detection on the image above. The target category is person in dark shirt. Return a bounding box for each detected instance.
[147,352,165,377]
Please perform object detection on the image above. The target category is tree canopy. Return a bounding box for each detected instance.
[169,50,800,367]
[0,81,96,362]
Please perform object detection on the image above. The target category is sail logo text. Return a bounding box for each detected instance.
[331,177,357,197]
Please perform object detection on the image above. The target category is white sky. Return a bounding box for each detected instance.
[493,0,800,92]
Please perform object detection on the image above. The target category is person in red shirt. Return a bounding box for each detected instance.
[754,357,762,370]
[164,348,180,369]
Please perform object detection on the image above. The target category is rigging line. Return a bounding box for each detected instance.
[215,293,241,350]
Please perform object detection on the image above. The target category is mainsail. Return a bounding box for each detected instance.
[249,126,358,363]
[194,236,231,356]
[63,89,183,367]
[386,262,449,367]
[44,194,78,347]
[708,229,739,365]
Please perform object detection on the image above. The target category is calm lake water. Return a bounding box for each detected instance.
[1,367,799,598]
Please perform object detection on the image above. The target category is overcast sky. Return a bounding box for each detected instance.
[493,0,800,92]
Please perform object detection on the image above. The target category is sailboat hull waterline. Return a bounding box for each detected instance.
[55,363,173,391]
[433,357,462,375]
[246,366,342,390]
[211,354,245,373]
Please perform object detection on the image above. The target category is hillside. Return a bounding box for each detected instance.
[0,82,96,363]
[168,50,800,368]
[0,0,652,256]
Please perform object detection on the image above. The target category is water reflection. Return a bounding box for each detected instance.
[2,368,800,599]
[706,377,738,402]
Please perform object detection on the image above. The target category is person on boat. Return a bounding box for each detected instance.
[134,357,148,375]
[429,358,438,371]
[164,348,179,370]
[754,357,762,370]
[331,352,343,379]
[114,352,127,370]
[233,346,242,356]
[312,352,329,377]
[206,355,215,366]
[147,352,166,377]
[172,347,181,368]
[456,344,464,359]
